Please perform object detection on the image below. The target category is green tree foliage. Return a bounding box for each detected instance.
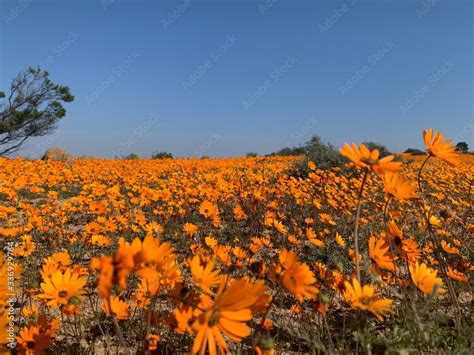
[152,151,173,159]
[125,153,139,160]
[362,141,392,158]
[0,67,74,156]
[268,146,305,157]
[302,135,344,169]
[455,142,469,153]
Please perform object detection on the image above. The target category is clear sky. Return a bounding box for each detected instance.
[1,0,472,158]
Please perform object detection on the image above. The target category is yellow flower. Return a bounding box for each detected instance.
[146,334,160,351]
[382,173,419,200]
[13,234,36,257]
[423,128,459,166]
[191,256,222,295]
[273,219,288,234]
[91,234,112,246]
[102,296,130,320]
[191,279,268,355]
[446,267,468,282]
[16,325,52,354]
[441,240,459,255]
[409,262,444,295]
[343,278,393,320]
[369,235,395,271]
[276,250,318,302]
[38,269,86,309]
[339,143,402,174]
[335,232,346,247]
[183,223,198,236]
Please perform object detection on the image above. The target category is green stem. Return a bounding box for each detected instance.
[108,296,127,350]
[354,170,369,282]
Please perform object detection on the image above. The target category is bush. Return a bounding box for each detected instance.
[125,153,139,160]
[268,146,305,157]
[404,148,425,156]
[302,135,345,169]
[246,152,258,157]
[42,147,73,162]
[152,151,173,159]
[362,141,392,158]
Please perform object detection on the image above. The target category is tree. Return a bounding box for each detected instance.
[455,142,469,153]
[152,151,173,159]
[0,67,74,156]
[303,135,344,169]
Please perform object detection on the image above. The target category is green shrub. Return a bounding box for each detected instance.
[268,146,305,157]
[152,151,173,159]
[362,141,392,157]
[125,153,139,160]
[404,148,425,155]
[302,135,344,169]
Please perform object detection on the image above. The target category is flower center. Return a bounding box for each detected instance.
[208,308,220,327]
[26,341,36,348]
[58,290,68,298]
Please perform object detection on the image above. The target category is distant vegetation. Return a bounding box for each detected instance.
[269,135,345,171]
[124,153,139,160]
[362,141,392,158]
[152,151,173,159]
[456,141,469,153]
[404,148,425,155]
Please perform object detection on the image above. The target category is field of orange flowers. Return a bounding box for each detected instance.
[0,130,472,354]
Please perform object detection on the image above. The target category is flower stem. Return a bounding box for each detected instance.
[354,170,369,282]
[382,196,392,226]
[145,296,156,339]
[417,155,431,195]
[108,296,127,350]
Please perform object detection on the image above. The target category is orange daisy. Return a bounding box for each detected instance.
[423,128,459,166]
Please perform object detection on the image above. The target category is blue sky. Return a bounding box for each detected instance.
[1,0,472,158]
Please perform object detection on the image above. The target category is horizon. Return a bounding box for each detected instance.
[1,0,473,158]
